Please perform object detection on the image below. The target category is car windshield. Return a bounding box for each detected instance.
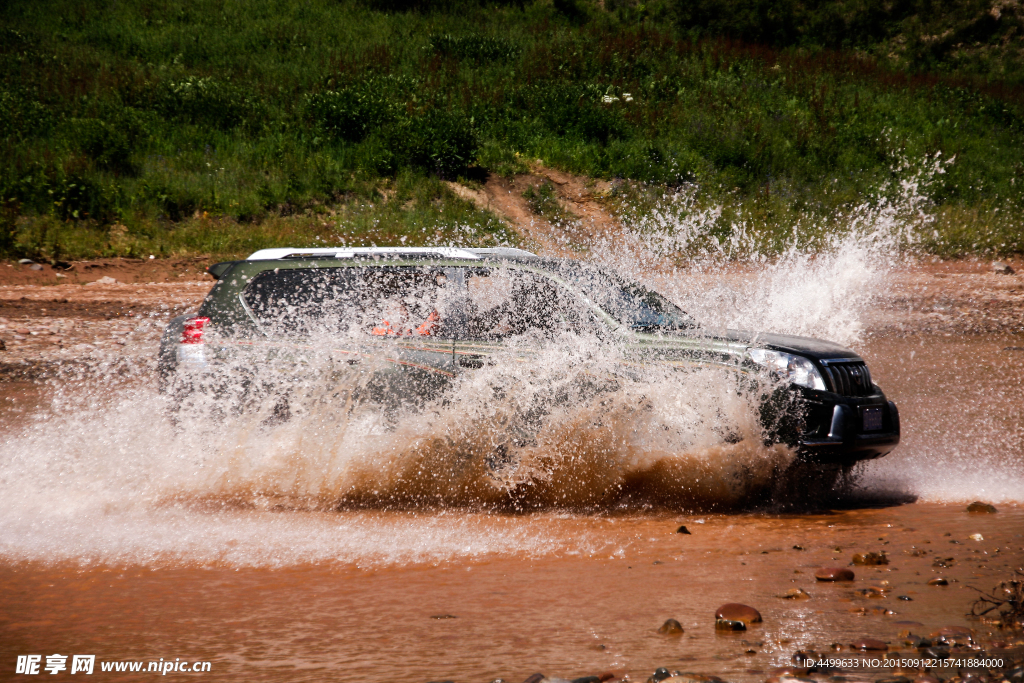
[557,264,698,332]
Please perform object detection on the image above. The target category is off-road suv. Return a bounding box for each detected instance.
[159,247,899,466]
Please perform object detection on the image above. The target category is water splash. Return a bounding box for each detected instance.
[2,152,1018,570]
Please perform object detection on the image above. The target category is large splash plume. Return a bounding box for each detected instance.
[3,152,1018,569]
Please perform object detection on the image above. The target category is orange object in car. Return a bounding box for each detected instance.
[414,310,440,336]
[371,319,400,336]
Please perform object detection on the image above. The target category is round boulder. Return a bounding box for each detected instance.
[815,567,855,581]
[715,603,762,624]
[966,501,997,513]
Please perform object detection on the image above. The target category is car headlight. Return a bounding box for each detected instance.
[747,348,827,391]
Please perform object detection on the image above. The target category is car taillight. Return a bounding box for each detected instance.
[180,316,210,344]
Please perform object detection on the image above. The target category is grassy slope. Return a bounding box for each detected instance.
[1,0,1022,260]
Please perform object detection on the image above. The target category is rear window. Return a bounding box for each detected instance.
[242,266,455,337]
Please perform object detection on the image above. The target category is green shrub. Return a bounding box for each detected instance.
[1,0,1022,258]
[388,109,478,177]
[157,76,255,130]
[0,161,116,222]
[0,198,17,256]
[522,181,569,221]
[669,0,1024,76]
[306,86,400,143]
[0,89,55,140]
[552,0,589,24]
[512,84,629,144]
[429,34,520,63]
[53,172,116,222]
[66,118,137,175]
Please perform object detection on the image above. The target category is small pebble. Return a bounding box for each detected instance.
[852,551,889,566]
[927,577,949,586]
[658,618,684,635]
[898,595,913,601]
[992,261,1015,274]
[966,501,997,513]
[715,618,746,631]
[677,525,691,534]
[770,667,809,676]
[849,638,888,651]
[777,588,811,600]
[921,645,949,659]
[933,625,972,637]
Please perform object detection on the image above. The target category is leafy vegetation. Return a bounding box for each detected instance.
[1,0,1022,260]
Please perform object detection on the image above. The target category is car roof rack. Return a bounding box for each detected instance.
[246,246,538,261]
[464,248,539,259]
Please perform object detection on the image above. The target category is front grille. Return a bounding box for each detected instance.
[821,361,874,396]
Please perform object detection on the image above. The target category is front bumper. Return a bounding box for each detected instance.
[797,398,901,464]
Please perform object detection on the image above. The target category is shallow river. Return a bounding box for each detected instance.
[2,236,1023,683]
[1,332,1021,683]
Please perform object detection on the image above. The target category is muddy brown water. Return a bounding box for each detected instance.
[0,507,1021,682]
[1,333,1022,682]
[2,250,1024,683]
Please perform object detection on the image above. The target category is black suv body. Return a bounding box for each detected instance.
[159,247,899,466]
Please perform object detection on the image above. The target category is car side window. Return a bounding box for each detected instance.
[242,266,457,338]
[461,268,593,340]
[360,268,455,338]
[243,268,344,334]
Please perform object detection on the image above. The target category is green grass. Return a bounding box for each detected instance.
[1,0,1023,260]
